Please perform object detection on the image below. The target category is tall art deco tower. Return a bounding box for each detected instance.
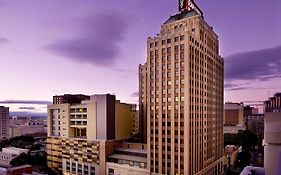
[139,0,224,174]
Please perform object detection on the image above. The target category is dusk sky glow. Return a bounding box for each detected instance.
[0,0,280,115]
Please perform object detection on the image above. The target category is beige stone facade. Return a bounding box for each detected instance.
[140,7,224,175]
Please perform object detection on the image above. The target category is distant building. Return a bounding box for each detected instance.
[2,147,29,156]
[0,147,29,167]
[47,94,137,174]
[9,125,46,138]
[223,125,246,134]
[244,105,259,116]
[264,93,281,175]
[9,117,47,138]
[53,94,90,105]
[224,103,244,126]
[0,152,17,167]
[245,114,264,145]
[130,104,139,132]
[0,106,9,140]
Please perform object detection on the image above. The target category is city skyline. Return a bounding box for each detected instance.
[0,0,280,115]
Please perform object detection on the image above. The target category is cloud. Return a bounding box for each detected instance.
[225,45,281,81]
[114,68,135,73]
[0,37,9,45]
[44,11,129,67]
[18,107,36,110]
[0,100,51,105]
[131,92,139,97]
[10,111,47,117]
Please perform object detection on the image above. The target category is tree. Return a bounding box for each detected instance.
[236,130,258,151]
[237,151,251,171]
[224,133,238,146]
[9,136,34,148]
[10,153,28,166]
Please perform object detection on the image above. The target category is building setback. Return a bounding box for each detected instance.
[139,0,224,174]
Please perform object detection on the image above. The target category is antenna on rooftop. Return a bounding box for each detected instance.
[179,0,204,17]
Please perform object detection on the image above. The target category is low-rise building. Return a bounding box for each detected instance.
[0,152,17,167]
[106,143,148,175]
[0,147,29,167]
[2,147,29,156]
[10,125,46,138]
[47,94,138,174]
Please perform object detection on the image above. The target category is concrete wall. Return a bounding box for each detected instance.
[91,94,116,140]
[106,162,148,175]
[264,112,281,175]
[86,101,97,140]
[47,104,69,138]
[115,102,133,140]
[0,152,15,167]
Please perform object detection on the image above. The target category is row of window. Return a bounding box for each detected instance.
[149,36,185,48]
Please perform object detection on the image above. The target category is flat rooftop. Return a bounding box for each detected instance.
[108,154,147,163]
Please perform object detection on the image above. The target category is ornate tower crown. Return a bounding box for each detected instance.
[179,0,203,17]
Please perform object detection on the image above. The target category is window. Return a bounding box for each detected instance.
[180,35,185,41]
[167,38,171,44]
[168,81,171,85]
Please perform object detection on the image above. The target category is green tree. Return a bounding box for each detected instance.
[236,130,258,151]
[237,151,251,171]
[10,153,28,166]
[10,136,34,148]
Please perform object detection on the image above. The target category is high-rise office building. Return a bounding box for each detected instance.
[139,0,224,174]
[0,106,9,140]
[47,94,136,174]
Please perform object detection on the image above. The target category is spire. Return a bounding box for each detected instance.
[179,0,203,17]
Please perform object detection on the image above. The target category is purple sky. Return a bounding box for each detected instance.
[0,0,280,115]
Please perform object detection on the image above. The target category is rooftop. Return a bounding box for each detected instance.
[164,10,199,25]
[108,154,147,163]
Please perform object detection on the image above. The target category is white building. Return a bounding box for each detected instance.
[0,147,29,167]
[2,147,29,156]
[264,112,281,175]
